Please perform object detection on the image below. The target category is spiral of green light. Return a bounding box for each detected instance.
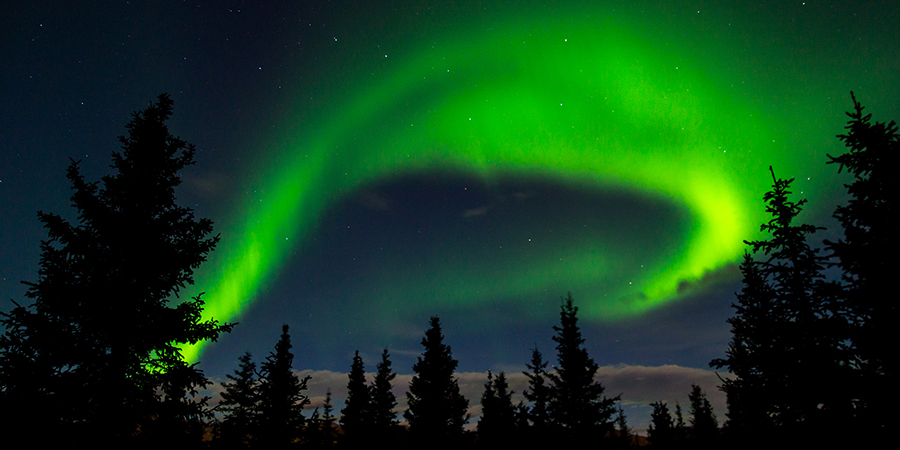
[184,12,779,362]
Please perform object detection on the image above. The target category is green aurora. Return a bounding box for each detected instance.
[183,6,869,362]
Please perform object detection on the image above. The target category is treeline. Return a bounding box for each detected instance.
[645,384,718,449]
[210,295,731,449]
[211,296,638,449]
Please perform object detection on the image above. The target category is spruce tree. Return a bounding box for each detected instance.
[341,350,371,441]
[404,316,469,443]
[614,404,631,449]
[688,384,718,442]
[478,371,515,444]
[522,345,551,431]
[369,349,399,436]
[257,324,310,449]
[826,92,898,433]
[218,352,260,448]
[648,401,674,447]
[749,168,836,427]
[478,370,496,437]
[674,401,686,442]
[306,389,335,449]
[547,293,619,439]
[496,373,515,433]
[321,389,336,447]
[711,167,844,439]
[710,253,774,433]
[0,94,232,444]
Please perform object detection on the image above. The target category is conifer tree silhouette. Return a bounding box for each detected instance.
[0,94,232,444]
[826,92,898,435]
[648,401,675,447]
[674,401,686,443]
[547,293,619,441]
[306,389,336,449]
[341,350,370,443]
[478,370,497,436]
[321,389,336,448]
[523,346,551,432]
[712,167,844,442]
[256,324,309,449]
[688,384,718,444]
[710,252,774,433]
[218,351,260,448]
[614,404,631,449]
[477,370,515,444]
[404,316,469,445]
[369,348,399,440]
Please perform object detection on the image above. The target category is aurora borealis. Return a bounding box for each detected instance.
[196,13,760,346]
[3,0,898,429]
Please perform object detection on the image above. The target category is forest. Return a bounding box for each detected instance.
[0,92,894,449]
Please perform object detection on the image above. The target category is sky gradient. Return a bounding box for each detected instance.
[3,0,898,431]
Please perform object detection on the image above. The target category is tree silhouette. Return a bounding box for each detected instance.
[712,166,846,442]
[547,293,619,441]
[256,324,310,449]
[218,351,260,448]
[404,316,469,444]
[673,401,686,443]
[305,389,336,449]
[710,252,774,434]
[321,389,336,448]
[648,401,675,447]
[0,94,232,444]
[478,370,497,439]
[477,370,515,445]
[514,401,530,432]
[826,92,898,435]
[688,384,718,444]
[369,348,399,440]
[522,345,551,432]
[614,404,631,449]
[340,350,370,443]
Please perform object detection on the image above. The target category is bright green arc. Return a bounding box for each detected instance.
[184,14,776,362]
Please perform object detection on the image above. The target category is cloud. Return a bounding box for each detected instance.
[595,364,726,406]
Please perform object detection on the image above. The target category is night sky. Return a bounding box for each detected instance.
[2,1,898,431]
